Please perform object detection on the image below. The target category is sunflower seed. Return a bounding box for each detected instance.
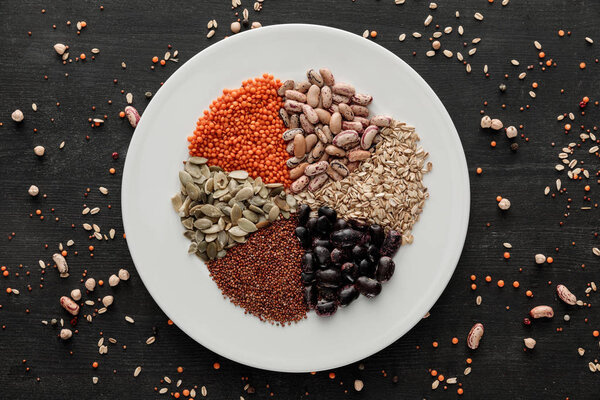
[474,12,484,20]
[585,37,594,44]
[146,336,156,345]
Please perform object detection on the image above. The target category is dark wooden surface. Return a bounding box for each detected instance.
[1,0,600,398]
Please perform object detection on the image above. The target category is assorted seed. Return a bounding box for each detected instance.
[173,158,291,260]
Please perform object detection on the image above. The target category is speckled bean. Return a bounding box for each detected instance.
[370,115,392,127]
[60,296,80,316]
[305,134,318,152]
[304,160,329,176]
[295,80,311,93]
[347,149,371,162]
[332,82,356,97]
[321,86,333,109]
[285,89,307,103]
[308,173,329,192]
[315,108,331,125]
[332,93,350,104]
[293,134,306,158]
[284,99,304,113]
[282,128,304,141]
[342,120,363,132]
[316,126,333,144]
[338,103,354,120]
[299,114,315,133]
[286,141,295,155]
[350,105,369,117]
[289,114,300,129]
[319,68,335,86]
[346,161,359,172]
[286,155,306,168]
[290,163,309,179]
[351,93,373,106]
[302,104,319,124]
[361,125,379,149]
[354,116,370,128]
[279,108,290,127]
[330,112,342,134]
[330,159,349,176]
[311,141,325,159]
[290,175,310,193]
[325,166,343,181]
[306,85,320,108]
[328,104,339,114]
[319,152,330,162]
[325,145,346,157]
[307,69,324,87]
[332,130,360,149]
[278,79,295,96]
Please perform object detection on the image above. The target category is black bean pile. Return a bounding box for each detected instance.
[295,204,401,317]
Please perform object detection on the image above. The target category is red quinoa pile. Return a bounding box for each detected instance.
[207,216,307,325]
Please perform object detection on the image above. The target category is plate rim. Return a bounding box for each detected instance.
[121,23,470,372]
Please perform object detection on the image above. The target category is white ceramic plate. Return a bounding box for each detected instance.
[122,24,469,373]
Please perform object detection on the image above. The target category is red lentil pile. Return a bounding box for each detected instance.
[187,74,291,186]
[207,216,307,325]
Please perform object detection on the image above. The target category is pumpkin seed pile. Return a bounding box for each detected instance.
[172,156,298,260]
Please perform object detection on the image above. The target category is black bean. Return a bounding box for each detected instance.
[298,204,311,226]
[295,226,311,248]
[341,262,358,279]
[314,246,330,265]
[352,245,367,261]
[349,219,368,231]
[369,224,385,246]
[356,276,382,298]
[358,259,375,277]
[375,256,395,282]
[315,299,338,316]
[304,285,317,308]
[305,217,318,235]
[314,239,331,249]
[330,248,345,264]
[316,268,342,287]
[317,287,338,301]
[381,230,402,257]
[331,229,362,247]
[338,285,359,307]
[332,218,349,231]
[318,206,337,222]
[367,244,380,259]
[301,252,315,273]
[301,272,315,285]
[316,215,332,234]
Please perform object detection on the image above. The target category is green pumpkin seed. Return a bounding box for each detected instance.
[206,242,217,260]
[281,210,290,219]
[183,230,195,240]
[200,164,211,178]
[201,223,223,234]
[179,171,193,186]
[193,218,212,230]
[185,162,202,178]
[195,230,205,243]
[181,217,194,230]
[188,243,198,254]
[268,205,280,221]
[258,185,269,198]
[286,194,297,207]
[237,218,258,233]
[188,156,208,165]
[197,240,207,253]
[195,251,208,261]
[242,209,258,223]
[229,234,246,243]
[228,170,249,180]
[200,204,223,217]
[216,250,227,259]
[213,188,229,199]
[249,205,264,215]
[228,226,247,237]
[235,187,253,201]
[171,194,183,212]
[186,183,200,201]
[231,203,242,224]
[205,233,218,242]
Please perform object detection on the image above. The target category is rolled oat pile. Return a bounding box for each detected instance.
[295,121,431,243]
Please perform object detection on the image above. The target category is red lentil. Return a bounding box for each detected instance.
[187,74,290,186]
[207,217,306,325]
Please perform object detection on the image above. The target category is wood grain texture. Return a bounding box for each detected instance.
[1,0,599,398]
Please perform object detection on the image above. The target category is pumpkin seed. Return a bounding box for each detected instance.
[205,233,218,242]
[179,170,193,186]
[235,187,254,201]
[171,195,183,212]
[200,204,223,217]
[229,170,249,180]
[228,226,247,237]
[185,183,200,200]
[188,243,198,254]
[242,209,259,223]
[268,205,280,221]
[237,218,258,233]
[206,242,217,259]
